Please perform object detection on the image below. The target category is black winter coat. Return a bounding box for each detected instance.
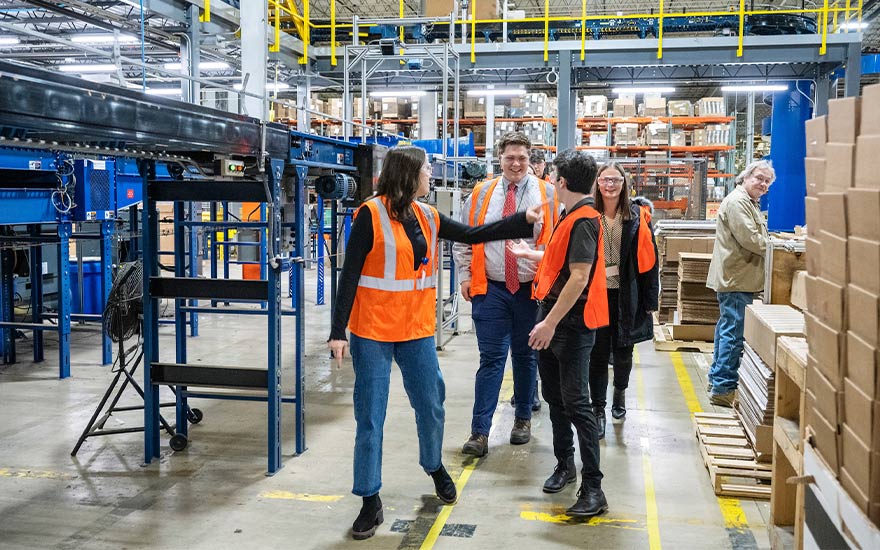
[610,197,660,347]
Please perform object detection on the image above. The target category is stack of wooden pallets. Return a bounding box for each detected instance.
[693,412,772,499]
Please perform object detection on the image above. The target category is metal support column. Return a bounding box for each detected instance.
[267,158,284,473]
[556,50,575,152]
[329,199,339,311]
[100,220,113,365]
[844,41,862,98]
[188,205,199,336]
[140,160,161,463]
[173,200,189,440]
[815,74,832,117]
[768,80,811,232]
[183,4,202,104]
[241,0,269,119]
[291,166,307,455]
[57,220,72,379]
[296,78,311,132]
[745,91,755,165]
[316,196,325,306]
[0,247,13,364]
[29,225,44,363]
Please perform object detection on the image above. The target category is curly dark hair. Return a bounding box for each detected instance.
[551,149,597,194]
[376,145,426,221]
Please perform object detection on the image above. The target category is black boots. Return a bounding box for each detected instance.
[543,455,577,493]
[352,494,383,540]
[611,388,626,420]
[594,406,606,440]
[430,464,458,504]
[566,485,608,518]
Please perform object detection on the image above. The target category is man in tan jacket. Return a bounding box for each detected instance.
[706,160,773,407]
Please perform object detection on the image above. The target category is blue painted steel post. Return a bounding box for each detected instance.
[209,202,218,306]
[329,199,338,314]
[260,202,268,309]
[57,219,72,378]
[293,166,306,455]
[222,201,230,305]
[0,248,13,364]
[316,196,325,306]
[188,204,199,337]
[100,220,113,365]
[29,225,44,362]
[267,159,284,474]
[768,80,812,232]
[173,201,189,439]
[140,160,161,463]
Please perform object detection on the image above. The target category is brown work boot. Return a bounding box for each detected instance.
[462,433,488,457]
[710,390,736,408]
[510,417,531,445]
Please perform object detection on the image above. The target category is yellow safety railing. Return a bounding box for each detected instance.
[199,0,210,23]
[290,3,862,63]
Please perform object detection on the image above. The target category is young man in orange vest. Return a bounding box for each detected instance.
[513,149,609,517]
[452,131,558,457]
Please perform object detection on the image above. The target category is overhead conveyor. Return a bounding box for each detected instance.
[0,60,308,474]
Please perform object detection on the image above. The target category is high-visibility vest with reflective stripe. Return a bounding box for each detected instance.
[636,205,656,274]
[466,176,558,297]
[533,203,610,330]
[348,197,440,342]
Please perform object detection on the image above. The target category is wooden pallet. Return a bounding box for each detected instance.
[694,413,772,499]
[654,323,715,353]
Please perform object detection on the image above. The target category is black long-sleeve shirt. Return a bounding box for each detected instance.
[329,206,533,341]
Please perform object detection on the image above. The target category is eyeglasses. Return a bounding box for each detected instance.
[597,177,624,186]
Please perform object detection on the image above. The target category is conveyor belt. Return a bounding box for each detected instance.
[0,60,290,158]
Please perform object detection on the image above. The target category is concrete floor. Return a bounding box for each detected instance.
[0,268,771,549]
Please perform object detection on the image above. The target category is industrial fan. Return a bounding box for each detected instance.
[72,261,201,456]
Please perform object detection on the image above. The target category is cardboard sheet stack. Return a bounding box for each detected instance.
[676,253,719,324]
[654,221,716,323]
[803,85,880,523]
[737,304,806,461]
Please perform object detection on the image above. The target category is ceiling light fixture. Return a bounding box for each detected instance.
[71,34,139,44]
[233,82,291,92]
[466,88,526,96]
[611,87,675,94]
[0,37,21,46]
[369,90,427,98]
[720,84,789,92]
[164,61,231,71]
[145,88,183,96]
[58,64,118,73]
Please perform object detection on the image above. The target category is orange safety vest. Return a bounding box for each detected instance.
[348,197,440,342]
[636,205,656,274]
[466,177,559,296]
[532,203,610,330]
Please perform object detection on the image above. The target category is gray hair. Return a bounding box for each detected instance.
[736,160,776,185]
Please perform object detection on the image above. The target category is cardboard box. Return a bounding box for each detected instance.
[819,230,848,285]
[848,237,880,294]
[839,466,873,519]
[847,331,879,399]
[805,236,822,277]
[862,83,880,135]
[825,143,856,191]
[848,285,880,347]
[790,270,807,311]
[805,116,827,157]
[844,377,878,443]
[662,236,714,261]
[805,275,845,331]
[846,189,880,239]
[804,157,826,198]
[855,134,880,190]
[804,196,820,236]
[670,323,715,342]
[807,359,843,424]
[841,423,874,493]
[817,192,847,238]
[806,392,840,473]
[805,313,846,386]
[464,96,485,118]
[743,304,805,368]
[827,97,861,144]
[667,100,693,116]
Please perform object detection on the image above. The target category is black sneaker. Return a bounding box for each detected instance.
[429,464,458,504]
[542,456,577,493]
[352,494,383,540]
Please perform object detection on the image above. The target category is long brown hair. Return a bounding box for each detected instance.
[593,161,632,220]
[376,145,426,221]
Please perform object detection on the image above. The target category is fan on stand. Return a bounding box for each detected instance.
[72,261,202,456]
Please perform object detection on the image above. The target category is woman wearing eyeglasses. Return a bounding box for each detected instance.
[588,162,659,439]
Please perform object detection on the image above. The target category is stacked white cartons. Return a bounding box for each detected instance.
[668,100,694,116]
[644,95,667,117]
[523,93,550,117]
[493,121,517,144]
[582,95,608,117]
[613,94,636,117]
[705,124,731,145]
[614,123,640,146]
[644,123,669,146]
[696,97,725,116]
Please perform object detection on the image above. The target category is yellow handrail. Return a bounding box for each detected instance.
[543,0,550,62]
[832,0,840,33]
[471,1,476,63]
[399,0,404,64]
[580,0,586,61]
[199,0,210,23]
[299,0,310,64]
[330,0,336,66]
[737,0,745,57]
[657,0,665,59]
[821,0,829,55]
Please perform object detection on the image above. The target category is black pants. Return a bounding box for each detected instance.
[589,288,634,410]
[537,304,603,489]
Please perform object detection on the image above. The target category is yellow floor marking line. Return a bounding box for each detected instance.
[669,351,758,549]
[0,467,74,480]
[634,347,663,550]
[259,491,344,502]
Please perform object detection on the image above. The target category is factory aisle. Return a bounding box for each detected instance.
[0,274,770,549]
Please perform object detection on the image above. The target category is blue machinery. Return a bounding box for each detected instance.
[0,61,357,475]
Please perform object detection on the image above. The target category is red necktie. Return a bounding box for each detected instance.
[503,183,520,294]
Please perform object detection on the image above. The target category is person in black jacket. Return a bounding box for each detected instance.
[587,162,659,439]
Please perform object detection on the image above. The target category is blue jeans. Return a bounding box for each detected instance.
[709,291,753,395]
[470,280,538,435]
[350,334,445,497]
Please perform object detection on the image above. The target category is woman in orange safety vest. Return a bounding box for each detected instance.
[587,162,659,439]
[327,146,543,541]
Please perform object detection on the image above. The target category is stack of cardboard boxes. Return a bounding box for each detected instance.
[696,97,725,116]
[579,95,608,117]
[803,84,880,523]
[612,94,637,117]
[614,123,640,146]
[676,253,719,324]
[642,95,667,118]
[655,230,716,322]
[668,100,694,116]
